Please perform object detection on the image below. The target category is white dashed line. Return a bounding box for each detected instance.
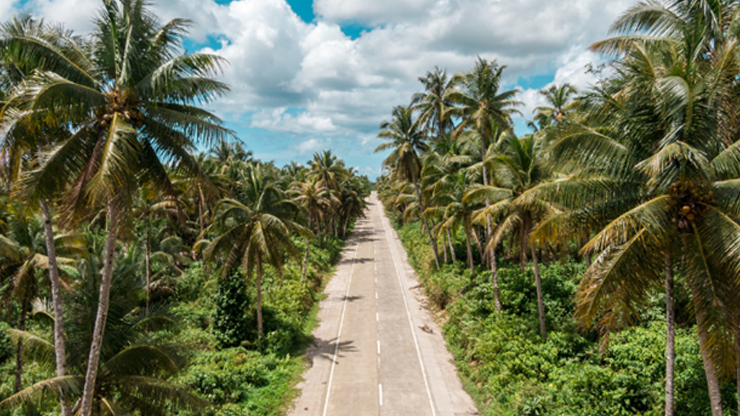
[379,384,383,405]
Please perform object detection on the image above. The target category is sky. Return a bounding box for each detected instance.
[0,0,634,179]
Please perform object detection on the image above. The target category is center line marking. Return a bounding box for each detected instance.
[321,236,361,416]
[377,340,381,354]
[376,312,379,321]
[379,384,383,405]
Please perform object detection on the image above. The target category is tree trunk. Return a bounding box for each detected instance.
[442,230,449,263]
[301,239,310,283]
[665,256,675,416]
[694,303,725,416]
[520,228,527,273]
[14,292,29,393]
[145,215,151,316]
[531,244,546,337]
[79,204,119,416]
[464,224,475,277]
[413,182,440,269]
[343,214,350,238]
[447,229,457,263]
[491,245,501,312]
[256,255,263,336]
[40,201,72,416]
[198,186,205,236]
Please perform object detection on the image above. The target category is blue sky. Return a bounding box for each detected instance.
[1,0,632,178]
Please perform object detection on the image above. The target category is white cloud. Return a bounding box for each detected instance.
[295,137,332,154]
[251,107,337,133]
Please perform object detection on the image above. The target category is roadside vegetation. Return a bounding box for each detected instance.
[377,1,740,415]
[0,1,370,415]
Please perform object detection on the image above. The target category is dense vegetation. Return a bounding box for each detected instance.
[376,1,740,415]
[0,1,370,415]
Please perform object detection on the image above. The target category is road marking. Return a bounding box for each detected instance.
[377,340,381,354]
[376,312,379,321]
[321,237,362,416]
[375,292,378,300]
[380,207,438,416]
[379,384,383,406]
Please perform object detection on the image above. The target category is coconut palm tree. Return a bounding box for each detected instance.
[533,83,578,126]
[472,132,556,336]
[204,164,311,335]
[531,34,740,416]
[445,57,521,291]
[376,105,441,269]
[413,66,455,143]
[0,18,91,413]
[4,2,233,414]
[2,244,206,415]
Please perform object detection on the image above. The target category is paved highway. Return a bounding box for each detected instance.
[289,192,478,416]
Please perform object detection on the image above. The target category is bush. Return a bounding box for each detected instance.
[212,272,251,348]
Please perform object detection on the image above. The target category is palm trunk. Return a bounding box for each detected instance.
[145,215,151,316]
[40,201,72,416]
[464,223,475,276]
[14,291,29,393]
[694,301,724,416]
[491,245,501,311]
[442,230,449,263]
[413,182,440,269]
[343,214,350,238]
[530,244,546,337]
[301,239,310,283]
[79,204,119,416]
[446,229,457,263]
[256,254,263,336]
[665,256,675,416]
[198,186,205,236]
[520,227,527,273]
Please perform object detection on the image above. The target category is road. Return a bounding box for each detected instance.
[289,192,478,416]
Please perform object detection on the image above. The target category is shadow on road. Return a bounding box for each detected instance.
[306,337,358,366]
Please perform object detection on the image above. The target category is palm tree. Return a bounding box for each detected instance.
[446,57,521,292]
[291,179,335,281]
[533,83,578,126]
[0,206,83,393]
[472,132,556,336]
[204,164,311,335]
[531,31,740,416]
[5,3,233,414]
[2,244,207,415]
[0,18,90,413]
[413,66,455,143]
[376,105,441,269]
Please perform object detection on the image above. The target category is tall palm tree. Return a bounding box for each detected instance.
[291,178,335,281]
[413,66,455,143]
[2,244,206,415]
[376,105,441,269]
[472,132,556,336]
[446,57,521,292]
[0,18,90,414]
[5,3,233,414]
[533,83,578,126]
[531,34,740,416]
[204,164,311,335]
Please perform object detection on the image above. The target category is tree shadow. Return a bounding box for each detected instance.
[305,337,358,366]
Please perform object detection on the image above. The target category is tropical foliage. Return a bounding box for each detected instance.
[0,2,370,415]
[377,1,740,414]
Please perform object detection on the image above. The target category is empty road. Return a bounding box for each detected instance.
[289,192,477,416]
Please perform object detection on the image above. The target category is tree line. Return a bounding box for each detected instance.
[376,1,740,415]
[0,1,369,415]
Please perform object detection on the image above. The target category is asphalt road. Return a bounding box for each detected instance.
[289,192,478,416]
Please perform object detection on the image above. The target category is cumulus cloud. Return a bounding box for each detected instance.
[295,137,332,154]
[5,0,636,176]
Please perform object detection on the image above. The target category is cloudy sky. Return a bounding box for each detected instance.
[1,0,633,178]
